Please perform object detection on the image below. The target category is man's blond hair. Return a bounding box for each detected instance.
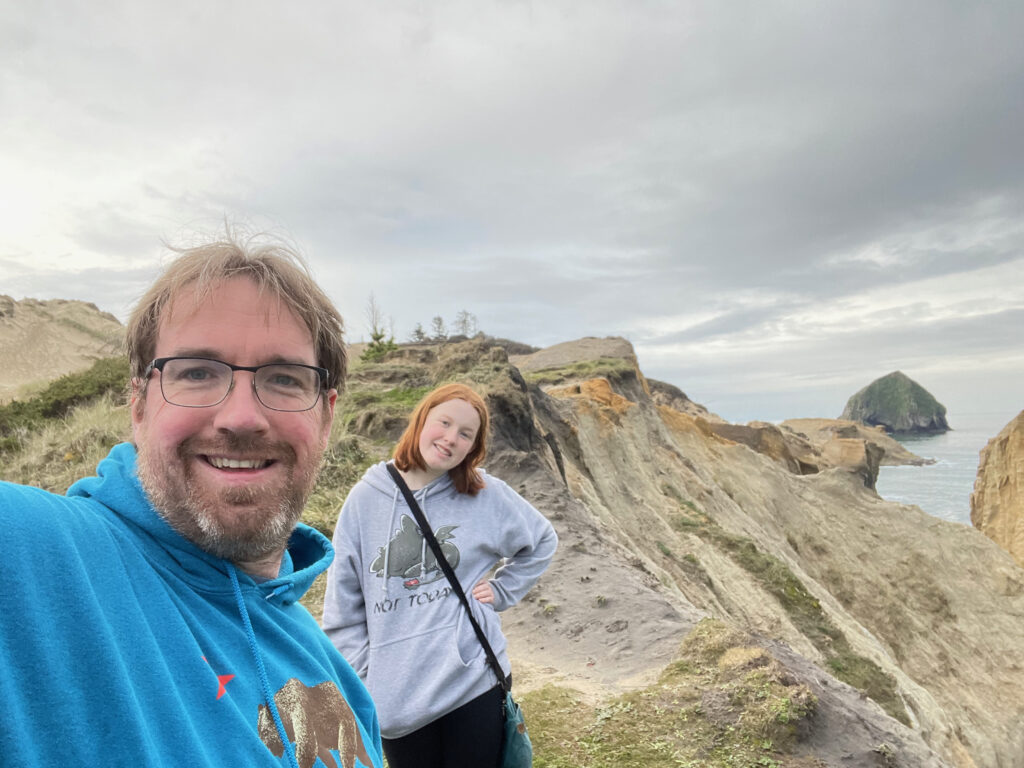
[126,230,346,392]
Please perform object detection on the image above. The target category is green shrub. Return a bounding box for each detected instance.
[360,333,399,363]
[0,356,129,453]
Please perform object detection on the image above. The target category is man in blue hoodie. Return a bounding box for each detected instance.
[0,232,383,768]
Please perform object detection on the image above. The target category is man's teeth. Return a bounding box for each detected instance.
[208,457,268,469]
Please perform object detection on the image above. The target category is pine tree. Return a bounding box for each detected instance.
[409,323,428,343]
[430,315,448,342]
[361,293,398,362]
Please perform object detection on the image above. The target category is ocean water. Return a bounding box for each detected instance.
[874,410,1021,526]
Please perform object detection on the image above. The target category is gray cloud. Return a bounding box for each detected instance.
[2,1,1023,425]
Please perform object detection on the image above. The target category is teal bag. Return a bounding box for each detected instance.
[502,690,532,768]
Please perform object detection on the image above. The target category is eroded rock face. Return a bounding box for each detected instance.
[842,371,950,434]
[647,377,723,422]
[698,418,927,489]
[782,418,932,468]
[703,420,823,477]
[971,410,1024,568]
[490,338,1023,768]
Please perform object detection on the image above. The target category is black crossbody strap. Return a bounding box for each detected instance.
[386,463,509,692]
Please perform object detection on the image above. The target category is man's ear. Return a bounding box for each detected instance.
[130,379,146,428]
[320,388,338,446]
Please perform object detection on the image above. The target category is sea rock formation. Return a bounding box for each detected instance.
[0,296,123,403]
[782,418,932,466]
[696,417,928,490]
[971,410,1024,568]
[841,370,950,434]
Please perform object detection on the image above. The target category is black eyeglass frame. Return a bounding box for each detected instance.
[144,356,330,412]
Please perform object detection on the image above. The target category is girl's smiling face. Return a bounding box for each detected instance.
[416,398,481,481]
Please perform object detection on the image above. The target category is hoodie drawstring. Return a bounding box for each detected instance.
[227,563,299,768]
[381,486,400,598]
[412,485,433,580]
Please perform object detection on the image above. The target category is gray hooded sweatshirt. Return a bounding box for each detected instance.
[322,461,557,739]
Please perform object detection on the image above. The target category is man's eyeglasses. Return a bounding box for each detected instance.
[144,357,329,412]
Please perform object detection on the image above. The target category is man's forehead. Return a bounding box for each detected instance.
[157,278,315,350]
[162,278,301,324]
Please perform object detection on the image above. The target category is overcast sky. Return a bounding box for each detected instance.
[2,1,1022,424]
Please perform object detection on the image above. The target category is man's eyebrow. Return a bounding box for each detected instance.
[168,348,223,360]
[166,349,314,366]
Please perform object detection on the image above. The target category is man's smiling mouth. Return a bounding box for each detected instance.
[204,456,273,470]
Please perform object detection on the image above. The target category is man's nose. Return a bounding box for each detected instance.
[212,374,270,433]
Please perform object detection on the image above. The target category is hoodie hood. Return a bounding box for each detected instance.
[66,442,333,605]
[358,460,454,497]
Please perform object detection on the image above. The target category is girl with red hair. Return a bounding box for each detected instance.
[323,383,557,768]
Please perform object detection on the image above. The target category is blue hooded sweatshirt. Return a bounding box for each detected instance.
[0,442,383,768]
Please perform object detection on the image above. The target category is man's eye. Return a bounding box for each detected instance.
[179,367,215,381]
[269,373,301,388]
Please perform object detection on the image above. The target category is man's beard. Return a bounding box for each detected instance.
[137,433,324,564]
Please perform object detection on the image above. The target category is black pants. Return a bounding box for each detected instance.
[382,682,505,768]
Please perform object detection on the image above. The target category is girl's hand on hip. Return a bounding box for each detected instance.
[472,579,494,604]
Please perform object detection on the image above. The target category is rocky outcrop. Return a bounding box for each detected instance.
[646,377,724,422]
[782,418,933,467]
[971,410,1024,568]
[842,371,950,434]
[699,417,929,490]
[703,420,823,476]
[0,296,123,403]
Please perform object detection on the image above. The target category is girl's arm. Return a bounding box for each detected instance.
[486,480,558,612]
[322,508,371,677]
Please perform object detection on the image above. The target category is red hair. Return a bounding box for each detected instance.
[393,383,489,495]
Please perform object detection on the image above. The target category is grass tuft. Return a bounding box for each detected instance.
[524,619,817,767]
[661,487,909,726]
[523,357,636,386]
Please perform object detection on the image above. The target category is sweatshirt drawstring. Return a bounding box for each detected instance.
[416,485,431,579]
[381,486,400,598]
[227,563,299,768]
[265,583,290,601]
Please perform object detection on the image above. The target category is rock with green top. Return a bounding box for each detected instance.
[840,371,950,434]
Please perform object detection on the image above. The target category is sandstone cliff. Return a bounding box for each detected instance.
[971,410,1024,568]
[342,337,1022,767]
[842,371,950,434]
[0,296,123,403]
